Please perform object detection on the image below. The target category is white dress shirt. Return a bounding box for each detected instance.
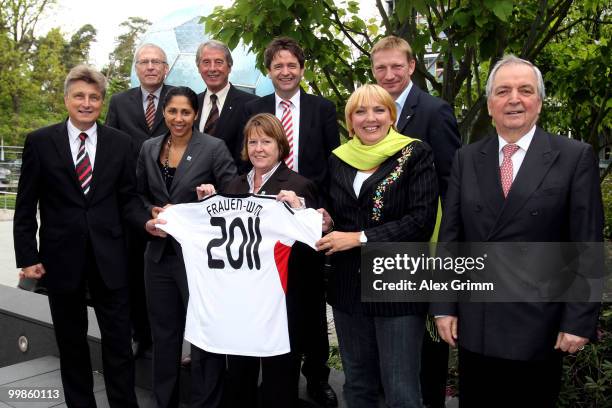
[274,91,301,172]
[141,85,163,113]
[497,125,536,181]
[394,81,413,126]
[67,120,97,170]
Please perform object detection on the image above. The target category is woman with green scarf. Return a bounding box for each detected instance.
[316,84,438,407]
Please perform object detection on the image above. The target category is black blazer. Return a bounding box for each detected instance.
[223,162,321,352]
[243,91,340,188]
[326,142,438,316]
[197,84,260,163]
[397,84,461,198]
[13,121,149,293]
[137,130,237,262]
[105,84,173,155]
[432,128,604,361]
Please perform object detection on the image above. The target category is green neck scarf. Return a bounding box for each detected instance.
[333,128,418,170]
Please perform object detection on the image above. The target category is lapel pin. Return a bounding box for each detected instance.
[187,156,192,161]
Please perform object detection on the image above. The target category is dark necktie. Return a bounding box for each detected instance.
[145,94,156,130]
[76,132,93,195]
[204,93,219,135]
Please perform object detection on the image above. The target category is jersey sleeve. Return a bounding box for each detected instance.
[276,205,322,250]
[156,203,203,245]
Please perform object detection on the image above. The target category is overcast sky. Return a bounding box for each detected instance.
[39,0,378,68]
[39,0,222,67]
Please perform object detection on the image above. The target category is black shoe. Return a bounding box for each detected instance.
[307,381,338,407]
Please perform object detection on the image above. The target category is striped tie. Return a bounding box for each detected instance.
[280,100,294,169]
[145,94,156,130]
[204,93,219,135]
[76,133,93,195]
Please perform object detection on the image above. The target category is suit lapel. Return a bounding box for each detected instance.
[358,152,401,202]
[129,88,149,134]
[150,134,170,199]
[263,93,276,114]
[492,128,558,235]
[51,121,84,198]
[397,85,418,133]
[215,85,235,132]
[335,158,358,200]
[259,162,291,195]
[298,91,311,165]
[86,123,111,201]
[197,90,207,131]
[170,132,204,196]
[475,136,505,222]
[150,85,169,136]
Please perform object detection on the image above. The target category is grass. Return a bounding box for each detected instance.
[0,193,16,210]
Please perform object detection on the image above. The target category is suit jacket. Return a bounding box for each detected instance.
[137,130,237,262]
[397,84,461,198]
[197,84,260,163]
[105,84,173,156]
[223,162,321,352]
[432,127,604,361]
[326,141,438,316]
[243,91,340,188]
[13,121,149,293]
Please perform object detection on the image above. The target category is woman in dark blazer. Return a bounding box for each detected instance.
[197,113,318,408]
[138,86,236,408]
[316,84,438,407]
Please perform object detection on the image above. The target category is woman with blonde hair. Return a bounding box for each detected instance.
[316,84,438,407]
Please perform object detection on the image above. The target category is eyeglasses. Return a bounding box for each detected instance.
[136,59,167,67]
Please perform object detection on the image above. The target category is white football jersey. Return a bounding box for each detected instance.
[157,194,322,357]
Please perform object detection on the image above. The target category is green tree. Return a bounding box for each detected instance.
[63,23,97,68]
[31,28,68,113]
[204,0,611,148]
[104,17,151,93]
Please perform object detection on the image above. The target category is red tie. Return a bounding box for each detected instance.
[145,94,156,130]
[76,133,93,195]
[500,144,519,198]
[280,100,294,169]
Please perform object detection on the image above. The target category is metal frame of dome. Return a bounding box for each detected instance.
[130,5,273,96]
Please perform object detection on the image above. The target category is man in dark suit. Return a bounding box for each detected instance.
[371,35,460,199]
[195,40,259,163]
[106,43,172,149]
[433,55,603,407]
[105,43,173,357]
[243,37,340,407]
[371,35,461,408]
[14,65,149,408]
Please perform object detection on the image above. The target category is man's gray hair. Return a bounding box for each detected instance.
[195,40,233,67]
[485,55,545,100]
[64,64,107,97]
[134,43,168,64]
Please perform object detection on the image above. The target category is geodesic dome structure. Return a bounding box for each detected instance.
[130,5,273,96]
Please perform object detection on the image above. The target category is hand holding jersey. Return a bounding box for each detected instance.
[156,194,322,357]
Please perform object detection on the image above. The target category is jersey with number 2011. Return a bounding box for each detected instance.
[157,194,322,357]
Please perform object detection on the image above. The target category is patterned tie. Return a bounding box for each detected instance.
[145,94,156,130]
[204,94,219,135]
[500,143,520,198]
[76,132,93,195]
[280,100,294,169]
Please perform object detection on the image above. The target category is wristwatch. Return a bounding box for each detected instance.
[359,231,368,244]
